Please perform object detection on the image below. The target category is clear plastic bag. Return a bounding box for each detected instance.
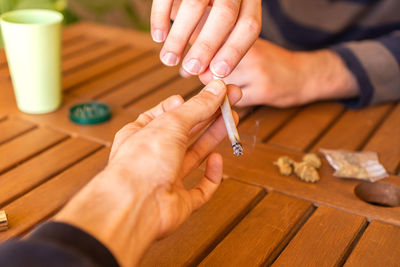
[320,149,388,182]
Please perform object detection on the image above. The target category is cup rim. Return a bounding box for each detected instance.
[0,9,63,26]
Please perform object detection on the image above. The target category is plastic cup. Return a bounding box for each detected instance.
[1,9,63,114]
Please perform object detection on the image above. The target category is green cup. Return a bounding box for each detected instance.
[1,9,63,114]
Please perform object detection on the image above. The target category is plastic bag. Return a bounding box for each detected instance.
[320,149,388,182]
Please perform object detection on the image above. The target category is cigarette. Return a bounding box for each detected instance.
[213,76,243,156]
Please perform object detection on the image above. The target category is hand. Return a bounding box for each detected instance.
[151,0,262,77]
[55,80,242,267]
[199,38,359,107]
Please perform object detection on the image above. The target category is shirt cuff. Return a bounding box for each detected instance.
[28,221,119,267]
[331,46,374,108]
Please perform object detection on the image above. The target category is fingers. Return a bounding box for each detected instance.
[209,0,262,77]
[188,153,223,211]
[158,80,227,133]
[151,0,174,43]
[188,84,242,139]
[160,0,210,66]
[110,95,184,160]
[182,0,241,75]
[181,108,239,177]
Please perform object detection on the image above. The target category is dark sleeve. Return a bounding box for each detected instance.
[331,31,400,108]
[0,222,119,267]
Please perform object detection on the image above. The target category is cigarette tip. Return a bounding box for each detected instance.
[233,142,243,157]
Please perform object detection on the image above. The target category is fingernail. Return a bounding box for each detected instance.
[211,61,230,77]
[152,29,165,43]
[179,67,190,78]
[205,80,225,96]
[161,52,179,66]
[183,59,202,75]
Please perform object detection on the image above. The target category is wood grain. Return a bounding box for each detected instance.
[0,117,36,145]
[62,38,103,58]
[140,177,265,267]
[62,42,123,73]
[363,103,400,173]
[215,140,400,226]
[15,94,138,145]
[268,102,344,151]
[126,76,202,115]
[0,127,68,174]
[273,206,366,267]
[70,53,162,99]
[311,104,393,152]
[98,65,179,107]
[200,192,314,266]
[238,106,298,143]
[0,148,109,241]
[0,137,102,207]
[62,47,149,90]
[344,220,400,267]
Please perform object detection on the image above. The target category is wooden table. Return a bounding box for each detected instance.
[0,22,399,266]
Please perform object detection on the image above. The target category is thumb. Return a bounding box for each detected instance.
[158,79,227,132]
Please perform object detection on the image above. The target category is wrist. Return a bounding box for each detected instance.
[54,166,161,267]
[297,49,359,103]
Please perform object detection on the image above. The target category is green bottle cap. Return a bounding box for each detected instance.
[69,102,111,125]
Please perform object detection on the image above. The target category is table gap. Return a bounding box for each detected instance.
[62,45,130,76]
[122,75,182,109]
[190,189,267,267]
[267,202,317,266]
[92,52,162,100]
[0,136,70,176]
[63,40,106,59]
[358,103,397,152]
[0,125,38,146]
[303,107,347,152]
[64,48,151,92]
[0,145,104,208]
[62,35,86,47]
[0,115,7,123]
[357,103,396,151]
[260,108,302,143]
[341,221,370,266]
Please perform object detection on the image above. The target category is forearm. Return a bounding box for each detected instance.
[297,49,359,103]
[54,166,161,267]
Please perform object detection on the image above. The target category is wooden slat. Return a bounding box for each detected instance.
[62,47,148,90]
[0,137,102,207]
[0,148,109,241]
[70,53,162,99]
[200,192,314,266]
[62,42,123,72]
[217,140,400,226]
[311,104,393,152]
[127,76,202,115]
[363,103,400,173]
[98,65,179,106]
[268,102,344,151]
[0,127,68,174]
[344,221,400,267]
[238,106,298,142]
[62,38,103,58]
[140,176,265,266]
[0,117,36,145]
[273,206,366,267]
